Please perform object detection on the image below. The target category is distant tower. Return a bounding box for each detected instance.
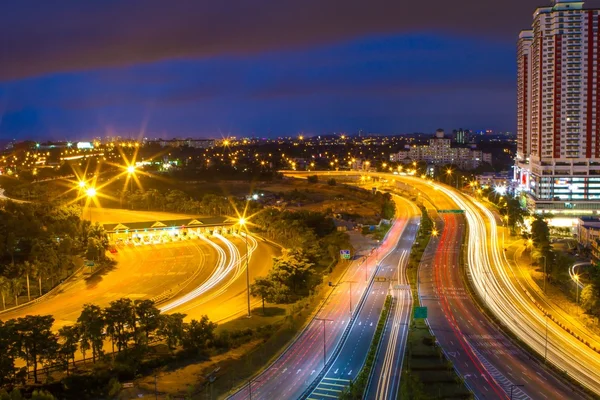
[435,129,445,139]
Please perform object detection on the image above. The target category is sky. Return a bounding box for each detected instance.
[0,0,568,140]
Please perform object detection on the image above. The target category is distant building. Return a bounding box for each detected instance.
[452,128,470,144]
[388,129,492,170]
[149,139,215,149]
[576,217,600,262]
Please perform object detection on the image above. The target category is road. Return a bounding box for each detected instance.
[308,196,419,400]
[228,196,414,400]
[0,233,276,329]
[283,171,587,399]
[0,237,219,327]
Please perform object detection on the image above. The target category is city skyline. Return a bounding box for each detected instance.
[0,0,553,140]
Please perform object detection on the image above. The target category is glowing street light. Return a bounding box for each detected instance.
[431,229,439,237]
[239,217,251,318]
[85,187,97,221]
[78,180,86,188]
[127,165,135,174]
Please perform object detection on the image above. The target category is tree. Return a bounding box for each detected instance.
[250,277,274,314]
[0,276,9,310]
[531,215,550,248]
[58,325,80,374]
[307,175,319,183]
[158,313,186,351]
[134,299,161,345]
[9,278,22,306]
[77,304,105,362]
[103,298,135,352]
[181,316,217,355]
[14,315,58,383]
[22,261,34,302]
[0,320,17,386]
[269,249,315,296]
[581,285,599,315]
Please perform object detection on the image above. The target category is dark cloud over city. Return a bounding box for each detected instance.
[0,0,566,138]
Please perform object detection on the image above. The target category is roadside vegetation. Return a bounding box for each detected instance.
[0,299,224,399]
[0,202,109,310]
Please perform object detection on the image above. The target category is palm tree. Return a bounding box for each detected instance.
[22,261,34,301]
[10,277,22,306]
[0,275,9,309]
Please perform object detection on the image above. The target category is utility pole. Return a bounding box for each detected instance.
[544,312,549,363]
[315,317,334,368]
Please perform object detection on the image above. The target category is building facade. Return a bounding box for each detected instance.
[389,129,492,170]
[516,0,600,214]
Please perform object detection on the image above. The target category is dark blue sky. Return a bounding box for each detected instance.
[0,0,550,140]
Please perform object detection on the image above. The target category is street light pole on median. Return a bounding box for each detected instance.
[315,317,334,368]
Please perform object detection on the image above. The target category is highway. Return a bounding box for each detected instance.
[283,171,587,399]
[228,196,414,400]
[316,197,418,400]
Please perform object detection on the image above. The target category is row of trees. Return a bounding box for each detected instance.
[0,298,216,388]
[0,202,108,309]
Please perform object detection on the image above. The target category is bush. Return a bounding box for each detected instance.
[327,179,337,186]
[307,175,319,183]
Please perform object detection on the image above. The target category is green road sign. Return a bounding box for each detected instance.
[85,260,95,267]
[437,209,464,214]
[340,250,351,260]
[414,306,428,319]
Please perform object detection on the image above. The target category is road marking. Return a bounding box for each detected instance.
[311,370,315,375]
[347,370,352,375]
[334,369,338,374]
[296,369,301,374]
[282,368,287,373]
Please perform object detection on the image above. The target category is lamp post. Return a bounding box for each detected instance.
[574,274,580,304]
[239,218,251,318]
[544,311,549,363]
[315,317,334,368]
[86,187,96,221]
[127,165,135,193]
[541,255,547,293]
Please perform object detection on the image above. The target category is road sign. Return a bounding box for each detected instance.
[437,209,464,214]
[340,250,351,260]
[414,306,428,319]
[374,276,388,282]
[85,260,95,267]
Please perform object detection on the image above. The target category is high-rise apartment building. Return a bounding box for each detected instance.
[516,0,600,214]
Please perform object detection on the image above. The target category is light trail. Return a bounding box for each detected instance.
[160,233,257,313]
[435,181,600,395]
[373,250,409,400]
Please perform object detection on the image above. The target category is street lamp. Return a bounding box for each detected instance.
[86,187,96,221]
[127,165,136,193]
[239,218,251,318]
[574,274,580,304]
[314,317,333,368]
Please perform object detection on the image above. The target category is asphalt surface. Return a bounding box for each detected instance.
[228,197,414,400]
[308,197,419,400]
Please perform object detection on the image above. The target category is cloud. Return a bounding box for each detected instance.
[0,0,551,81]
